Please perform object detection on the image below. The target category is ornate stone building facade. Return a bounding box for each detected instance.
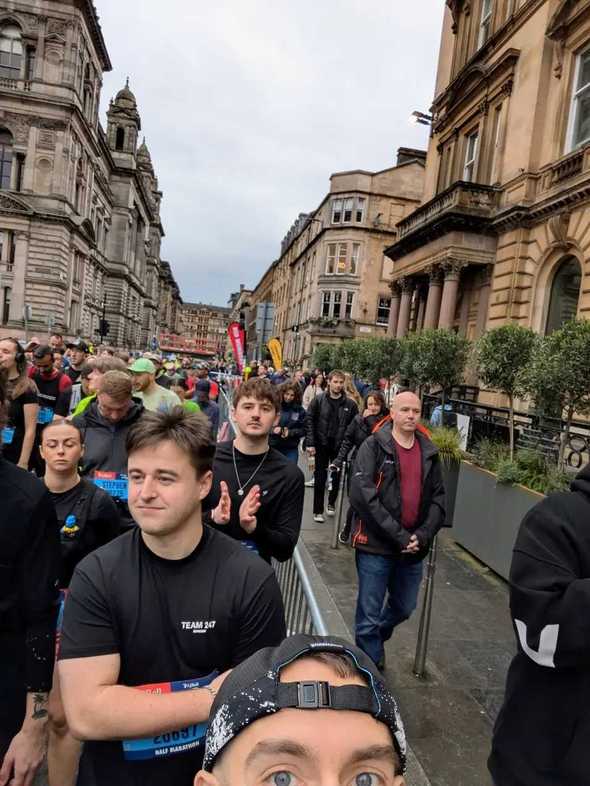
[0,0,181,348]
[386,0,590,341]
[272,150,425,363]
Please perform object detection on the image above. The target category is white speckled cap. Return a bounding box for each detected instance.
[203,634,406,773]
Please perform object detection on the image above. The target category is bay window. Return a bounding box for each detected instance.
[569,48,590,150]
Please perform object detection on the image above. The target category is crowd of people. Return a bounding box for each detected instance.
[1,334,588,786]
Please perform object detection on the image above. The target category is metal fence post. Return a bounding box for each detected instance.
[413,535,438,678]
[331,460,347,549]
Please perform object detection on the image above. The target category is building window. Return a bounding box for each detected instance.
[115,126,125,151]
[478,0,493,48]
[321,290,354,320]
[0,130,13,190]
[25,47,35,81]
[545,257,581,334]
[325,242,361,275]
[2,286,10,324]
[356,197,366,222]
[0,25,22,80]
[350,243,360,275]
[569,48,590,150]
[376,296,391,325]
[331,196,366,224]
[463,130,479,182]
[345,291,354,319]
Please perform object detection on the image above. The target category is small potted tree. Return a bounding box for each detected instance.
[476,323,537,459]
[523,319,590,471]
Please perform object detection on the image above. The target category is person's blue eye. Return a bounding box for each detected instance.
[355,774,380,786]
[269,772,294,786]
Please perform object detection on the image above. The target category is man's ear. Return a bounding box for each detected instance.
[194,771,220,786]
[198,469,213,501]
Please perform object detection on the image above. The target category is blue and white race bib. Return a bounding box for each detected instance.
[92,471,128,500]
[122,671,218,761]
[37,407,54,425]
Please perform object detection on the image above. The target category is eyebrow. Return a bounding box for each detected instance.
[345,744,398,768]
[128,467,180,477]
[244,740,398,770]
[244,739,312,767]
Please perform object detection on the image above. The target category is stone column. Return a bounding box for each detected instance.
[396,278,414,338]
[8,233,29,322]
[423,267,444,329]
[416,286,427,332]
[438,262,463,329]
[35,17,47,82]
[475,265,493,337]
[387,282,401,337]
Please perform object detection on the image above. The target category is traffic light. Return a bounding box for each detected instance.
[99,319,110,338]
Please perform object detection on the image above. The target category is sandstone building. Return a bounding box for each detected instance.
[386,0,590,341]
[246,149,426,365]
[180,301,231,356]
[0,0,182,348]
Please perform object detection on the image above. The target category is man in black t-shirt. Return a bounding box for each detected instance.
[59,407,286,786]
[65,339,89,385]
[205,377,304,563]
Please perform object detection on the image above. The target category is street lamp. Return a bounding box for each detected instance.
[410,110,433,126]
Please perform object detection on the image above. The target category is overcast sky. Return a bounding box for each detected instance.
[97,1,444,307]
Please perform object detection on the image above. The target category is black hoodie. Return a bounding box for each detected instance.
[489,463,590,786]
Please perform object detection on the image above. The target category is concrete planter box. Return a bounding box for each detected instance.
[453,461,544,580]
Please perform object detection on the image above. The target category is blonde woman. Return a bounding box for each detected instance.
[302,370,325,410]
[344,372,363,409]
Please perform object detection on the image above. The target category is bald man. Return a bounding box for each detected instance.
[349,391,446,668]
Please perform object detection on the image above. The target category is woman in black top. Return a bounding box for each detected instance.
[269,381,307,463]
[40,419,121,786]
[0,337,39,469]
[332,390,389,543]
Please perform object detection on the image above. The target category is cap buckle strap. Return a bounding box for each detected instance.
[296,681,331,709]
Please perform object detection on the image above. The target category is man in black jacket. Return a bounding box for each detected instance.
[489,463,590,786]
[349,391,445,667]
[305,369,358,522]
[72,370,144,529]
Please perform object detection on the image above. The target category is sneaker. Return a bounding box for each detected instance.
[338,529,350,545]
[313,514,325,523]
[304,479,315,487]
[326,505,336,517]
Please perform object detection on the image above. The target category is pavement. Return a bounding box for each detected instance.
[300,479,516,786]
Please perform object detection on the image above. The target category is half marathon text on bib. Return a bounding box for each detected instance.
[122,671,218,761]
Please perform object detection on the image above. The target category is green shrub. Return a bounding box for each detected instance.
[471,438,510,473]
[429,425,464,467]
[495,458,521,485]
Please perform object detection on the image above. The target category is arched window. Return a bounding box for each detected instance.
[0,129,13,190]
[0,25,22,79]
[545,256,582,334]
[115,126,125,151]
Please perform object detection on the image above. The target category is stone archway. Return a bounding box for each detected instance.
[545,256,582,333]
[529,248,583,334]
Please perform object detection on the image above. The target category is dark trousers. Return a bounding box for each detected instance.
[354,550,423,665]
[313,443,340,514]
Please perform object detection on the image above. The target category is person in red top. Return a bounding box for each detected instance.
[28,345,72,474]
[349,391,446,669]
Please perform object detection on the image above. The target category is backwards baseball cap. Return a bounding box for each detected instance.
[129,357,156,374]
[66,338,90,353]
[202,634,406,773]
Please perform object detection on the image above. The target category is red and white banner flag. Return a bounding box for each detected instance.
[228,321,245,373]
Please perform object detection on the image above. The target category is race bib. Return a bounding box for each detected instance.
[1,426,15,445]
[38,407,54,425]
[92,471,128,500]
[122,671,218,761]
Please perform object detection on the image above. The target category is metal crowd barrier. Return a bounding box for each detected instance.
[273,548,329,636]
